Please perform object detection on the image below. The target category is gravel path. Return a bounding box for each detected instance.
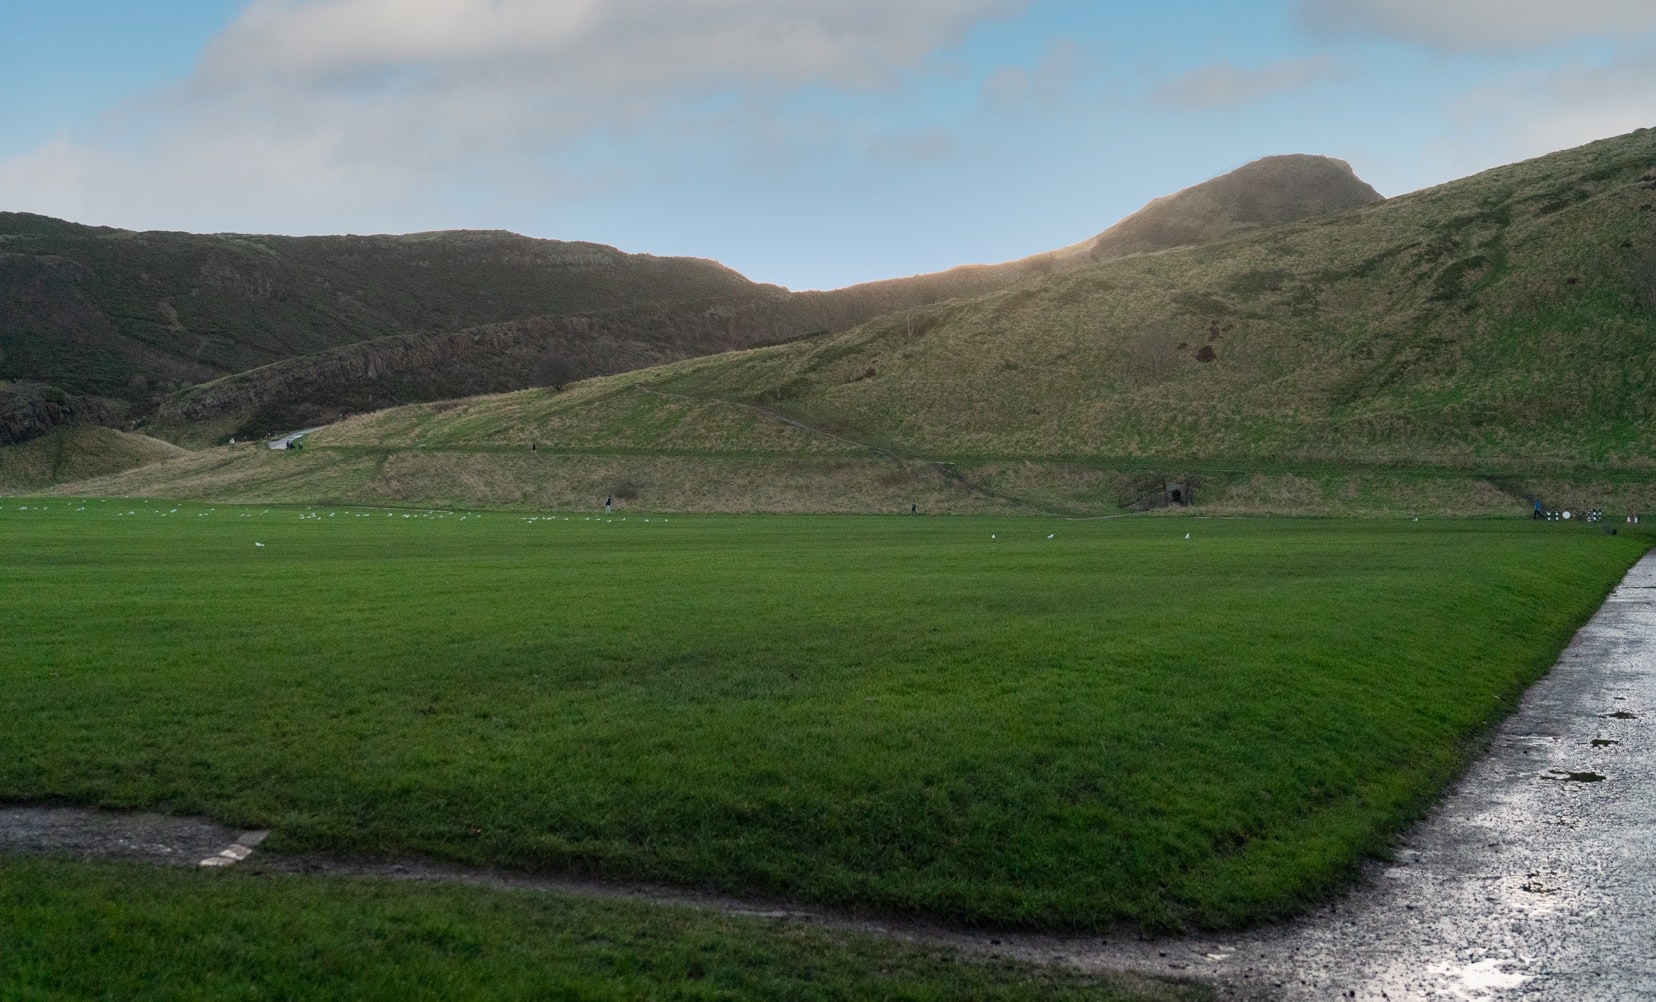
[5,551,1654,999]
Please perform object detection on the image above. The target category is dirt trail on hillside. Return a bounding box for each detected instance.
[6,551,1655,1000]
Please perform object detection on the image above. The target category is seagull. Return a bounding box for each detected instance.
[991,534,996,540]
[1046,533,1054,539]
[254,542,265,547]
[1185,533,1191,539]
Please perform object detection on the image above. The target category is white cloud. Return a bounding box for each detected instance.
[1439,45,1656,172]
[865,128,956,163]
[1147,56,1338,111]
[0,0,1026,235]
[1298,0,1656,50]
[200,0,1022,94]
[981,39,1079,113]
[0,138,96,222]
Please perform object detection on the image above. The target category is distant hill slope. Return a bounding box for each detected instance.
[576,130,1653,467]
[0,213,1079,444]
[0,216,780,433]
[148,263,1073,444]
[48,129,1656,516]
[2,150,1389,446]
[1088,154,1383,259]
[0,425,187,492]
[154,126,1648,516]
[142,156,1388,443]
[1,379,119,446]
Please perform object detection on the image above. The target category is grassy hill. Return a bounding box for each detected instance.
[1086,154,1383,260]
[0,216,773,404]
[0,214,1062,446]
[3,152,1387,448]
[20,130,1656,513]
[610,130,1655,471]
[0,425,188,492]
[146,266,1073,446]
[68,127,1642,516]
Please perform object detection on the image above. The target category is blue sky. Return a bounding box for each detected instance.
[4,1,1655,290]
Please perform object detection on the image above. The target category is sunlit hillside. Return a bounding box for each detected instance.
[28,129,1656,515]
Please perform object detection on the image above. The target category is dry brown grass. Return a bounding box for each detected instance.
[603,128,1656,471]
[0,427,189,493]
[40,433,1656,520]
[24,130,1656,516]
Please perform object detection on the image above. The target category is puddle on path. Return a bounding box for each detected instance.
[1454,957,1532,994]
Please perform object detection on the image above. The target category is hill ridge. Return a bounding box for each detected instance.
[104,125,1646,516]
[3,149,1389,446]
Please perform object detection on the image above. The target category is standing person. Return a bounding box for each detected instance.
[1533,498,1543,520]
[910,503,917,515]
[604,495,613,514]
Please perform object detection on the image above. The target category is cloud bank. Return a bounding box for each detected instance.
[1148,56,1338,110]
[0,0,1025,237]
[1298,0,1656,50]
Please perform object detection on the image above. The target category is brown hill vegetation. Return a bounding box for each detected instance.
[0,425,188,492]
[74,127,1646,517]
[30,130,1655,518]
[1088,154,1383,260]
[2,150,1386,446]
[0,216,775,436]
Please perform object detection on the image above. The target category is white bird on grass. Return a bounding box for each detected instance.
[1046,533,1054,539]
[1185,532,1191,539]
[254,542,265,547]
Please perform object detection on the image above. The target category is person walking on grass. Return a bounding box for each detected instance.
[604,495,613,514]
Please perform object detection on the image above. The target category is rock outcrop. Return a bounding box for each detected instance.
[0,382,120,446]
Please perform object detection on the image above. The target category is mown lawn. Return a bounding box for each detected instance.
[1,500,1645,931]
[0,858,1197,1001]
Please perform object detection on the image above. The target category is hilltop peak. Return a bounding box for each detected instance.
[1087,153,1384,261]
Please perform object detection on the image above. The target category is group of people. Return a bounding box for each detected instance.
[1532,500,1640,524]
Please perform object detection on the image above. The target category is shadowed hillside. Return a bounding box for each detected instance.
[0,214,1072,445]
[0,216,776,427]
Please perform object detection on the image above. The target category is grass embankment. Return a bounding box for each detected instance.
[42,426,1656,517]
[0,859,1195,1002]
[1,503,1646,932]
[0,425,187,492]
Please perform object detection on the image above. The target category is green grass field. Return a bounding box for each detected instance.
[2,501,1646,935]
[1,858,1199,1002]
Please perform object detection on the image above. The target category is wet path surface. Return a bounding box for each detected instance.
[266,427,322,449]
[993,549,1656,1000]
[4,552,1654,999]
